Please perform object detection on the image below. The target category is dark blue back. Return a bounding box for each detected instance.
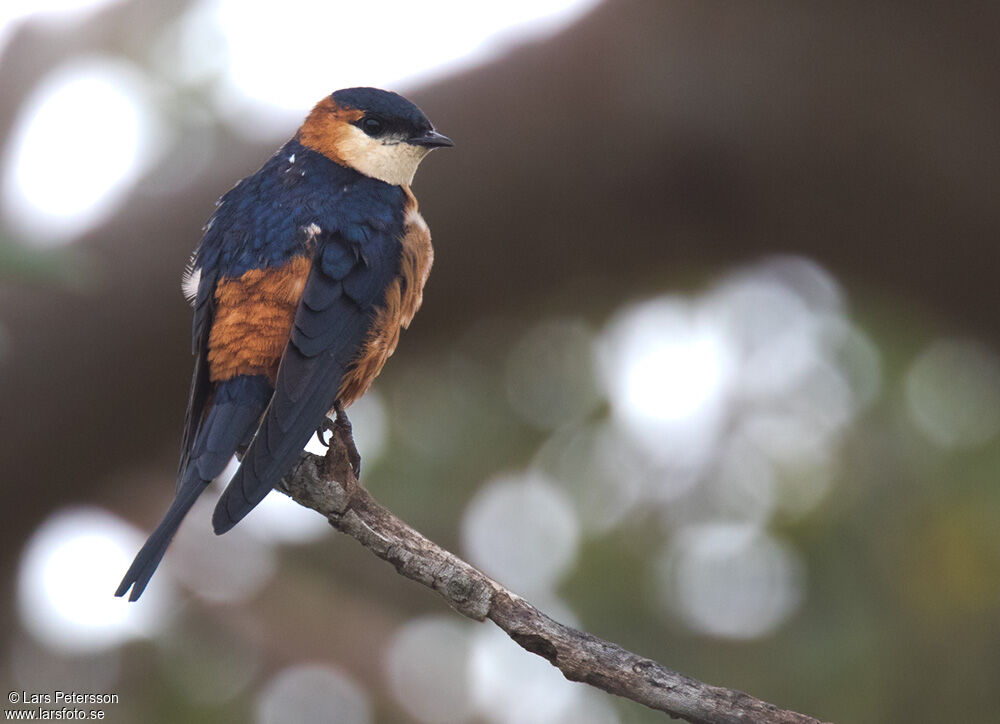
[195,139,407,280]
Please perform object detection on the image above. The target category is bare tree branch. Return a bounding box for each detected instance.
[277,426,830,724]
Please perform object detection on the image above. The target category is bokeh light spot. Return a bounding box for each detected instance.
[17,508,170,654]
[707,434,776,524]
[171,498,277,603]
[461,473,579,595]
[256,664,370,724]
[655,524,804,639]
[532,422,646,532]
[470,626,585,724]
[705,276,819,400]
[386,616,476,724]
[904,339,1000,448]
[613,303,731,423]
[2,58,161,244]
[599,297,733,473]
[238,490,330,545]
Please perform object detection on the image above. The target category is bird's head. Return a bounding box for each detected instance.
[296,87,453,186]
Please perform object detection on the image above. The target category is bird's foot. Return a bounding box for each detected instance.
[316,402,361,480]
[333,401,362,480]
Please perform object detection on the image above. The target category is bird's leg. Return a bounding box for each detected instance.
[333,400,362,480]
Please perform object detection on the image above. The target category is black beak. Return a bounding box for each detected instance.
[407,129,454,148]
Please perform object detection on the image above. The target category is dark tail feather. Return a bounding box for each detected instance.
[115,479,207,601]
[117,375,271,601]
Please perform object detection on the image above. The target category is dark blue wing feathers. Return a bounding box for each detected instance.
[318,238,356,278]
[212,228,398,533]
[212,363,344,530]
[301,277,343,312]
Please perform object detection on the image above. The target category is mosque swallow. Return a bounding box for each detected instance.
[116,87,451,601]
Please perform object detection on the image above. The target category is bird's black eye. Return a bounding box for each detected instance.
[362,117,384,137]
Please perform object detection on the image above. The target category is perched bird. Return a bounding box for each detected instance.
[116,87,452,601]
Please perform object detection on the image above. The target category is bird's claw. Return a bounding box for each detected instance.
[316,416,337,448]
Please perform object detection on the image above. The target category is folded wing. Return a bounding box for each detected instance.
[212,230,399,533]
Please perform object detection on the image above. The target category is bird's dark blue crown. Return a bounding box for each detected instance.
[332,87,431,133]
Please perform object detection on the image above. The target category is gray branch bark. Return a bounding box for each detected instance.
[277,427,830,724]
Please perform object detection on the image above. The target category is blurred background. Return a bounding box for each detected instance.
[1,1,999,722]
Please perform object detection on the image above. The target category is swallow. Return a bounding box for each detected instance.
[116,87,452,601]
